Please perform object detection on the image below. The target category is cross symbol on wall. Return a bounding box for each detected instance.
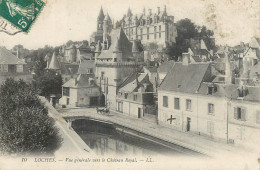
[167,115,176,124]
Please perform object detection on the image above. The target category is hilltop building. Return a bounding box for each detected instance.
[120,6,177,48]
[90,7,113,45]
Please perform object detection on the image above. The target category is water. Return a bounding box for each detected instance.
[72,119,200,156]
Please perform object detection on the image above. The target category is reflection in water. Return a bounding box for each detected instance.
[79,133,155,156]
[72,119,198,156]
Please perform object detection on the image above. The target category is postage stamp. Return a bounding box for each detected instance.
[0,0,45,33]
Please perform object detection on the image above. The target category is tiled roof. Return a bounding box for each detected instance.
[144,66,157,73]
[97,28,133,59]
[77,60,95,74]
[0,47,26,65]
[119,73,150,92]
[198,83,260,103]
[60,63,79,75]
[63,74,96,88]
[158,63,210,93]
[157,60,175,73]
[48,52,61,70]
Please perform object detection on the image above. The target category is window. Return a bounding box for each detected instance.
[124,93,128,99]
[234,107,246,121]
[101,72,104,80]
[174,98,180,110]
[186,99,191,111]
[208,103,214,115]
[114,58,117,62]
[256,111,260,124]
[63,87,70,96]
[17,65,23,72]
[208,86,216,95]
[133,94,137,101]
[87,68,93,74]
[163,96,168,107]
[80,98,84,101]
[159,25,161,31]
[159,33,161,38]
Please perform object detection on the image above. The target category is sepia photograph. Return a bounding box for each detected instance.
[0,0,259,169]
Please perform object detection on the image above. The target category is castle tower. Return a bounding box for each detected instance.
[95,28,141,110]
[127,8,132,17]
[97,7,105,31]
[132,40,140,62]
[95,40,102,60]
[103,14,110,50]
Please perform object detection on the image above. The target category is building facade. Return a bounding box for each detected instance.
[0,47,32,84]
[116,73,154,118]
[158,56,260,148]
[60,74,100,107]
[120,6,177,48]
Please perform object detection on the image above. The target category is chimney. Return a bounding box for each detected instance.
[164,5,166,13]
[143,7,146,15]
[225,52,234,84]
[242,57,249,78]
[182,53,190,65]
[157,7,160,14]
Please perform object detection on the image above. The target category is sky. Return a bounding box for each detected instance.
[0,0,259,49]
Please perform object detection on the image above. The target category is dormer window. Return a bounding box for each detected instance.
[124,93,128,99]
[238,86,248,98]
[207,85,217,95]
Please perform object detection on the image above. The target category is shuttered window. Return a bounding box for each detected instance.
[163,96,168,107]
[234,107,246,121]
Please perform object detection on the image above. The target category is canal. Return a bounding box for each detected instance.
[71,119,201,156]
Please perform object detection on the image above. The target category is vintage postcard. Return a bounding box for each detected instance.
[0,0,259,169]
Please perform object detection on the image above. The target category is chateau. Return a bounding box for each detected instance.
[90,6,177,48]
[120,6,177,48]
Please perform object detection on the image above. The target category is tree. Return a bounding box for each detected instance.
[35,70,63,98]
[168,18,214,60]
[0,78,62,155]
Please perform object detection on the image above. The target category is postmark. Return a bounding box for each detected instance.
[0,0,45,34]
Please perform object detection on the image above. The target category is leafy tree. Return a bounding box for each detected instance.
[0,78,62,155]
[167,18,214,60]
[35,70,63,98]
